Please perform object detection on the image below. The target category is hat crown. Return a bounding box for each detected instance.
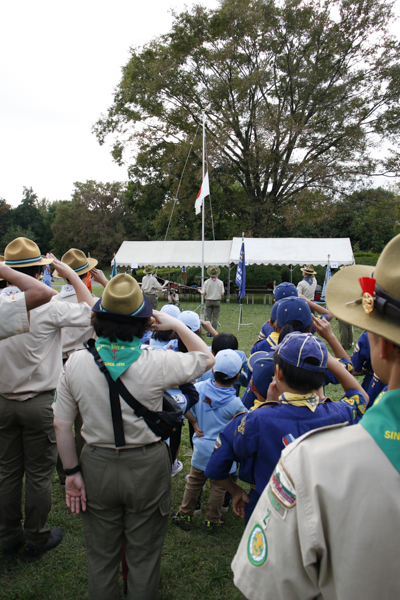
[143,265,155,274]
[207,265,221,277]
[101,274,144,315]
[276,297,312,328]
[214,349,242,377]
[374,235,400,302]
[61,248,89,271]
[277,332,328,372]
[5,237,41,262]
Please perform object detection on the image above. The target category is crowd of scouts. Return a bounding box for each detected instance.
[0,234,399,600]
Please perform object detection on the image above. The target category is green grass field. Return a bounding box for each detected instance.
[0,301,363,599]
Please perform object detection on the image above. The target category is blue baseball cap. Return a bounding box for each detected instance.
[178,311,201,332]
[270,298,285,322]
[214,349,243,378]
[248,351,275,398]
[274,332,328,372]
[274,282,298,301]
[161,304,180,318]
[276,297,312,329]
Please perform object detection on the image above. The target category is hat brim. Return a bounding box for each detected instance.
[52,257,98,279]
[92,291,153,322]
[207,266,221,277]
[302,269,317,275]
[326,265,400,345]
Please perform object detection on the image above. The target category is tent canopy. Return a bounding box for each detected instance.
[114,238,354,268]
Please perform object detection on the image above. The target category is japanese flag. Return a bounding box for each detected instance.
[195,172,210,215]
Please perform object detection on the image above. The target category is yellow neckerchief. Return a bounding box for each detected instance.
[279,391,320,412]
[267,331,280,346]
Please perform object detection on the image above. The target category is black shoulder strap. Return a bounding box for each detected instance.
[84,339,151,447]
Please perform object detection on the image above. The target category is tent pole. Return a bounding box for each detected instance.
[200,112,206,319]
[228,264,231,303]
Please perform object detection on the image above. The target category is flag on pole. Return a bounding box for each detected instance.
[321,261,331,301]
[236,240,246,303]
[110,257,117,279]
[195,172,210,215]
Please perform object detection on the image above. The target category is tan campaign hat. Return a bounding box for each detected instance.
[0,255,4,281]
[92,273,153,321]
[302,265,317,275]
[52,248,98,279]
[207,266,220,277]
[4,237,53,268]
[326,233,400,345]
[143,265,155,274]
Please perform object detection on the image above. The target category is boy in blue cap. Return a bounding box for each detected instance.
[256,282,298,345]
[213,331,368,522]
[171,349,246,533]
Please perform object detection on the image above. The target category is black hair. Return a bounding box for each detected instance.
[152,329,174,342]
[93,314,150,342]
[278,321,312,344]
[11,265,41,277]
[273,352,325,393]
[212,332,239,354]
[0,280,7,289]
[177,328,203,353]
[66,273,88,283]
[214,371,240,385]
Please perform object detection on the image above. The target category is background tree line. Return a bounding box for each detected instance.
[1,181,399,266]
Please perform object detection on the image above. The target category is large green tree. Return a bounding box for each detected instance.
[94,0,400,236]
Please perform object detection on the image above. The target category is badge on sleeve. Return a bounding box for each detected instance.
[270,460,296,509]
[247,524,268,566]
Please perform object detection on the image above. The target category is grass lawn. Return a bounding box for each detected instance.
[0,301,364,599]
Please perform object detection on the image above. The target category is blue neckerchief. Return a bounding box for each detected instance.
[303,276,314,285]
[201,379,237,411]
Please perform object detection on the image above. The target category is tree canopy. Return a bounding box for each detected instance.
[94,0,400,236]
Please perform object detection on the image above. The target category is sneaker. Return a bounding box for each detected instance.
[23,528,63,562]
[171,459,183,477]
[194,496,202,516]
[171,511,194,531]
[204,517,225,534]
[221,496,231,513]
[2,539,25,561]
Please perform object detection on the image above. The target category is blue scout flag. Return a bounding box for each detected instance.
[321,261,331,301]
[110,257,117,279]
[236,240,246,303]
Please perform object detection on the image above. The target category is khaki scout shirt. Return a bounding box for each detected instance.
[141,274,163,295]
[233,422,400,600]
[0,293,29,340]
[53,285,96,359]
[202,278,224,301]
[0,297,91,401]
[54,347,207,448]
[297,278,317,301]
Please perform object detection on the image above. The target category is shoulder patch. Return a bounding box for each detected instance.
[214,435,222,450]
[238,415,247,435]
[270,460,296,509]
[247,524,268,566]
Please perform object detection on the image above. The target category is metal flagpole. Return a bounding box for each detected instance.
[200,112,206,320]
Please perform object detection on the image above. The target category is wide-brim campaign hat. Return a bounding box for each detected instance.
[4,237,52,268]
[207,265,220,277]
[143,264,155,274]
[92,274,153,322]
[53,248,98,279]
[302,264,317,275]
[0,255,4,281]
[326,233,400,345]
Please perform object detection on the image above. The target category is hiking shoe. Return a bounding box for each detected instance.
[23,528,63,562]
[2,539,25,561]
[171,512,194,531]
[204,518,225,534]
[171,459,183,477]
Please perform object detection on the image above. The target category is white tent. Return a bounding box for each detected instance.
[114,237,354,268]
[114,240,232,268]
[229,237,354,266]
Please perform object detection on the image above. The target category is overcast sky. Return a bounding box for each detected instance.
[1,0,218,207]
[1,0,399,208]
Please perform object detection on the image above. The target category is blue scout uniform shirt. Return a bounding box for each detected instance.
[258,321,274,340]
[190,379,246,472]
[367,375,387,407]
[351,331,374,391]
[324,357,354,386]
[250,332,279,355]
[232,389,367,521]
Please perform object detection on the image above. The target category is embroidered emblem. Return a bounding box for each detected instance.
[247,524,267,566]
[270,461,296,509]
[267,487,287,519]
[344,396,355,406]
[238,415,246,435]
[214,435,222,450]
[111,348,118,361]
[359,276,376,315]
[262,507,271,530]
[204,396,213,407]
[10,294,17,302]
[282,433,295,447]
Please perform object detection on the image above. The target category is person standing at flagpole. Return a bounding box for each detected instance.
[141,265,168,310]
[297,265,318,300]
[199,266,224,331]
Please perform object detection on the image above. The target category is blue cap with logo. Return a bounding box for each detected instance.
[276,297,312,329]
[274,282,298,302]
[178,310,201,332]
[248,351,275,398]
[274,332,328,372]
[214,349,243,378]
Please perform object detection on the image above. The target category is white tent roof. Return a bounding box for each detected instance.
[114,237,354,268]
[230,237,354,266]
[114,240,232,268]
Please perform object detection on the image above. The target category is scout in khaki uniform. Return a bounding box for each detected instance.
[141,264,168,309]
[53,270,214,600]
[0,259,54,340]
[297,264,317,300]
[232,232,400,600]
[200,266,224,330]
[0,238,92,562]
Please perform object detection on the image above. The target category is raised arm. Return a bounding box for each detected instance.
[0,262,55,310]
[48,254,96,308]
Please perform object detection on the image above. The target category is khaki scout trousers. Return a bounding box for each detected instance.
[206,299,221,330]
[80,441,171,600]
[179,465,225,523]
[0,391,57,549]
[144,293,158,309]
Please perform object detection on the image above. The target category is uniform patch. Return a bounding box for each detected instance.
[10,294,17,302]
[238,415,246,435]
[282,433,295,447]
[247,524,267,566]
[270,461,296,509]
[214,435,222,450]
[267,487,287,519]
